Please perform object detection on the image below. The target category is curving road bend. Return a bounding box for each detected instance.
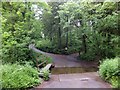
[29,44,98,68]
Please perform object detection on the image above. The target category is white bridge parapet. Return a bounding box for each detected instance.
[29,44,48,55]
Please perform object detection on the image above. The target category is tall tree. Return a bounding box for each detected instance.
[2,2,35,62]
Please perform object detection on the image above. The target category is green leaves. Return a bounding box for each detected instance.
[1,63,41,88]
[39,69,50,81]
[2,2,35,63]
[99,57,120,88]
[2,1,119,64]
[35,1,119,58]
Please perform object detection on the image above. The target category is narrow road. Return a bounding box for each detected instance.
[35,72,111,88]
[29,44,111,88]
[29,44,98,68]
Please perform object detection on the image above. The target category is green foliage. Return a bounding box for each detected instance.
[37,54,53,65]
[36,38,78,54]
[40,69,50,81]
[32,51,53,67]
[1,1,119,63]
[80,52,95,61]
[110,76,120,88]
[32,20,44,40]
[80,32,120,60]
[1,1,120,88]
[36,39,53,52]
[35,1,119,60]
[111,35,120,57]
[1,2,34,63]
[1,63,42,89]
[1,2,49,63]
[36,36,81,54]
[99,57,120,88]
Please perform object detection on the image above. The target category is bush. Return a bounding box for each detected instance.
[2,38,32,63]
[36,39,80,55]
[99,57,120,88]
[39,69,50,81]
[36,39,53,52]
[31,51,53,67]
[1,63,42,89]
[2,2,36,63]
[110,76,119,88]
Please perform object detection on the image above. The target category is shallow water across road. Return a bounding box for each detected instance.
[51,67,98,74]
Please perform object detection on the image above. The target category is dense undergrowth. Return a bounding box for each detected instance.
[36,39,80,55]
[99,57,120,88]
[1,53,52,89]
[31,50,53,67]
[1,63,41,89]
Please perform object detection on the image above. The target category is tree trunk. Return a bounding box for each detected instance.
[66,15,68,48]
[58,26,61,49]
[70,29,72,46]
[58,17,61,49]
[82,34,87,53]
[66,28,68,48]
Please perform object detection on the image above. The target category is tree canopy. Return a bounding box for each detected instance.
[1,1,120,61]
